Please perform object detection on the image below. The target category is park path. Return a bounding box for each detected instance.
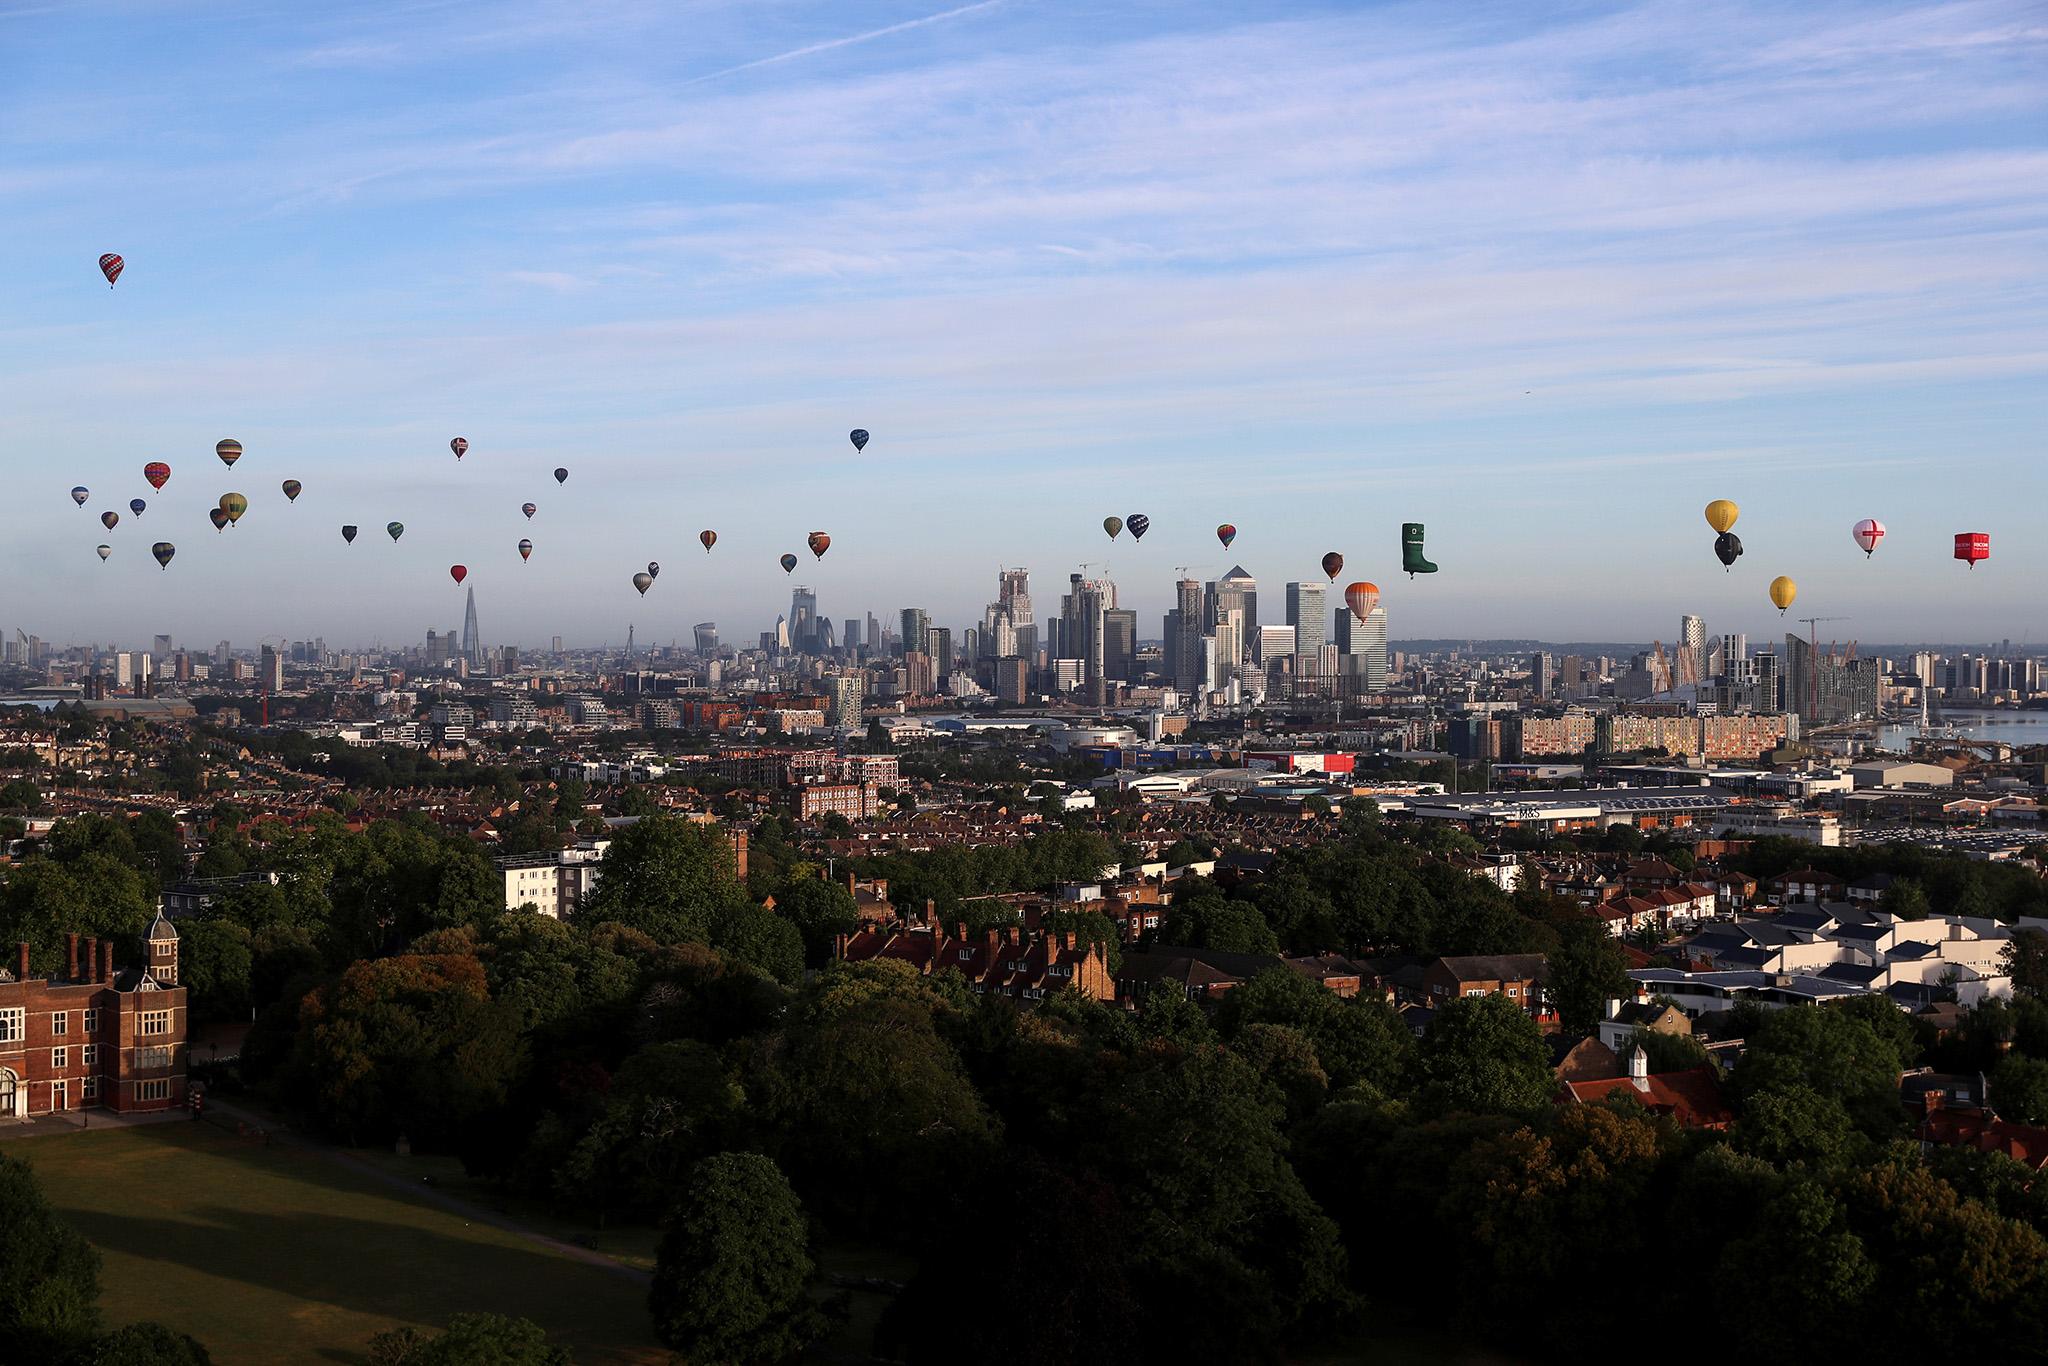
[202,1097,652,1288]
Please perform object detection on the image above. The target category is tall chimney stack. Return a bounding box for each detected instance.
[102,939,115,984]
[67,932,80,982]
[84,937,99,983]
[15,943,28,983]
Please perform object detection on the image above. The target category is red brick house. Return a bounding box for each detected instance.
[0,920,188,1119]
[1418,954,1550,1020]
[835,920,1114,1005]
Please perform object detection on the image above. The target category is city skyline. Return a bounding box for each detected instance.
[5,1,2045,643]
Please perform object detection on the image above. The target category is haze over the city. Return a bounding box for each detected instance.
[3,0,2044,647]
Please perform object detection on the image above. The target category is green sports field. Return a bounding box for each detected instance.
[4,1121,666,1366]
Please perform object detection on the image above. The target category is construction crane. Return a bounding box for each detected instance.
[1796,616,1851,722]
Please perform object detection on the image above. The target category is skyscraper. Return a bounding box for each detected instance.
[790,587,818,653]
[1209,566,1257,671]
[1678,614,1706,688]
[843,617,863,651]
[925,627,953,680]
[1286,582,1327,691]
[828,672,864,728]
[694,623,718,653]
[1103,608,1136,683]
[1334,603,1388,694]
[900,608,928,659]
[462,587,482,669]
[1168,578,1204,695]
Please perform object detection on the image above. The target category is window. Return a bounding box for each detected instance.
[81,1076,100,1100]
[51,1047,67,1069]
[81,1044,98,1066]
[139,1010,170,1037]
[0,1008,22,1043]
[136,1079,170,1102]
[1464,988,1485,997]
[137,1045,173,1069]
[83,1008,99,1033]
[50,1012,67,1036]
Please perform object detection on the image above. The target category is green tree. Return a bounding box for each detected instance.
[1733,1002,1913,1141]
[768,877,859,968]
[0,855,155,977]
[125,811,186,885]
[2005,927,2048,999]
[648,1153,824,1365]
[1880,877,1931,921]
[1160,894,1279,955]
[367,1313,570,1365]
[83,1321,214,1364]
[1990,1054,2048,1125]
[1545,919,1631,1033]
[581,817,747,945]
[1410,995,1554,1116]
[287,953,523,1147]
[177,920,253,1022]
[0,1153,102,1357]
[0,777,45,812]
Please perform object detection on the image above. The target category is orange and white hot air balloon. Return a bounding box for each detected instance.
[1343,581,1380,624]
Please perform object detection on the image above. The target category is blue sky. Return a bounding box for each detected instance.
[2,0,2044,650]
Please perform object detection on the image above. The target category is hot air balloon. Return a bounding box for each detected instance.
[700,530,717,553]
[450,437,468,460]
[849,429,869,452]
[1956,532,1990,568]
[219,492,248,525]
[209,508,229,532]
[128,498,145,517]
[1714,532,1743,570]
[96,545,111,561]
[450,565,468,585]
[780,553,798,574]
[1321,552,1344,582]
[1403,524,1438,577]
[522,503,537,520]
[151,542,175,569]
[632,571,653,596]
[70,486,89,507]
[387,521,405,542]
[144,462,170,491]
[1705,500,1739,534]
[342,524,359,543]
[101,511,119,530]
[216,439,242,468]
[553,467,568,485]
[1103,517,1123,541]
[1344,581,1380,624]
[808,532,831,560]
[99,253,123,287]
[282,479,302,503]
[1216,524,1237,549]
[1769,576,1797,613]
[1127,514,1150,541]
[518,539,533,562]
[1852,519,1884,558]
[647,561,661,580]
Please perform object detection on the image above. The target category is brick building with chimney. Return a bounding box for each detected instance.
[0,918,188,1119]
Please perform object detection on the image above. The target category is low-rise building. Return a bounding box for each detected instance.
[0,926,187,1118]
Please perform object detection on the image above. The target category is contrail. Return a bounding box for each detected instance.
[680,0,1004,86]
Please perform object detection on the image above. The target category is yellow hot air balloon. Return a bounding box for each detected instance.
[1769,575,1797,613]
[1704,500,1739,535]
[218,492,249,525]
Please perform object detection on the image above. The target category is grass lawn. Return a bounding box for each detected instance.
[5,1122,667,1366]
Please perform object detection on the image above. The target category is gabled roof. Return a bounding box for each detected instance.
[1564,1065,1732,1128]
[1432,953,1548,983]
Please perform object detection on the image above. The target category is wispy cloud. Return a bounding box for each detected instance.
[678,0,1005,86]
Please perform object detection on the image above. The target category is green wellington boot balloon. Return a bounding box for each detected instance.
[1402,523,1438,577]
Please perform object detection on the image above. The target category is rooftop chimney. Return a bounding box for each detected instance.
[67,932,79,982]
[102,939,115,984]
[84,937,99,983]
[1604,997,1623,1021]
[15,943,28,984]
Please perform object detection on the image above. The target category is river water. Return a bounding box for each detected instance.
[1878,709,2048,751]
